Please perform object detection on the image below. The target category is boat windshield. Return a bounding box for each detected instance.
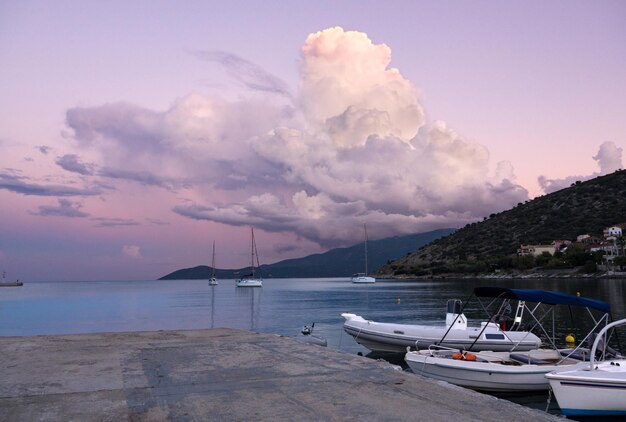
[447,299,462,314]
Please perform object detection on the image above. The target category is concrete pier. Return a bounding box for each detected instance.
[0,329,559,421]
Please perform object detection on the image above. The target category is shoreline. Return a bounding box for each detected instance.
[380,270,626,281]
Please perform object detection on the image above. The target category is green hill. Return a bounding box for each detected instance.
[159,228,454,279]
[378,170,626,277]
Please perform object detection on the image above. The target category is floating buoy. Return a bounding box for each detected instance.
[397,298,401,304]
[566,334,575,344]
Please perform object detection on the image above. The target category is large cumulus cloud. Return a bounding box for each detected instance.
[299,27,424,148]
[63,27,530,246]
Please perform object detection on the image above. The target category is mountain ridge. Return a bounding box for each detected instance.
[159,228,455,279]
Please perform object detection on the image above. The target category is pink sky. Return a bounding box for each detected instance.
[1,1,624,281]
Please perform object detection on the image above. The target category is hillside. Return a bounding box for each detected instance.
[377,170,626,277]
[159,228,454,279]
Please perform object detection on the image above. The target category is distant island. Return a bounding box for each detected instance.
[159,229,454,280]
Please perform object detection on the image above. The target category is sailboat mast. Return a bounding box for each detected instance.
[211,240,216,279]
[251,227,256,278]
[364,224,368,276]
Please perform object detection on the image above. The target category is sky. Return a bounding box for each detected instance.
[1,1,625,281]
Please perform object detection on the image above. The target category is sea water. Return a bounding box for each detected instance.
[1,277,625,418]
[2,277,624,342]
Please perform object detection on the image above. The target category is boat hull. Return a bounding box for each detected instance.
[546,360,626,416]
[236,278,262,287]
[0,281,23,287]
[406,350,564,392]
[545,318,626,415]
[342,313,541,353]
[351,276,375,284]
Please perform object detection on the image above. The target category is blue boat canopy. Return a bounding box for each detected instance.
[474,287,611,314]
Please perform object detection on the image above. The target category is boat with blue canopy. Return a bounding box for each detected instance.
[405,287,620,392]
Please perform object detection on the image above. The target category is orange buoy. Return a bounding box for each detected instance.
[452,352,463,360]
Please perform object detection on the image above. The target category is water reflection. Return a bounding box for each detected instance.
[234,285,263,331]
[209,284,216,329]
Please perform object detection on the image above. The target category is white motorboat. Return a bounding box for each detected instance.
[405,347,582,392]
[404,287,614,393]
[342,296,541,353]
[236,228,263,288]
[546,318,626,416]
[351,224,375,283]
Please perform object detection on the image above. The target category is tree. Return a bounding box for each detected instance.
[564,243,591,266]
[535,251,553,267]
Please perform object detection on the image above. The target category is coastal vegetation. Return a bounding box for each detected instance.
[377,170,626,278]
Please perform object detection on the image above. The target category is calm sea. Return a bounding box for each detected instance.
[2,277,625,418]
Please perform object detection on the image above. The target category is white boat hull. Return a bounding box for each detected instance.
[342,313,541,353]
[406,350,574,392]
[236,278,262,287]
[546,360,626,416]
[351,276,375,284]
[545,318,626,416]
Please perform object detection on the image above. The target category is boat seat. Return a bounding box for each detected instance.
[560,349,590,361]
[509,353,554,365]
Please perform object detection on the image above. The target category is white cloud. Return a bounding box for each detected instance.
[593,141,623,174]
[122,245,141,259]
[299,27,424,148]
[538,141,624,194]
[64,26,532,248]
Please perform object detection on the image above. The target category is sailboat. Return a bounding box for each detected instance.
[0,271,23,287]
[208,241,218,285]
[351,224,375,283]
[236,228,263,287]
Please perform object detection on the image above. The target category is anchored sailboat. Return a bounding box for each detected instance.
[236,228,263,287]
[351,224,375,283]
[208,241,218,285]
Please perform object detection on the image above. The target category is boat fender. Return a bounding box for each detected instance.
[452,351,477,361]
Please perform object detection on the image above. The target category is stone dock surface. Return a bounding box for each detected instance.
[0,328,559,421]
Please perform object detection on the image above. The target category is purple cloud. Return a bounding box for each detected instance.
[0,173,101,197]
[193,50,293,99]
[32,198,89,218]
[56,154,95,175]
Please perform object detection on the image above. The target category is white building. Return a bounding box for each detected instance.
[603,226,623,239]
